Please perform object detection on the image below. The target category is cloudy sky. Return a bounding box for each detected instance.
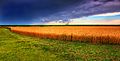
[0,0,120,25]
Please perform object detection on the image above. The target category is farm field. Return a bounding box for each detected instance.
[0,28,120,61]
[10,26,120,44]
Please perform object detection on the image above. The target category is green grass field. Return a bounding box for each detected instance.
[0,28,120,61]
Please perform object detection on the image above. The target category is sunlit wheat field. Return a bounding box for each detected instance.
[10,26,120,44]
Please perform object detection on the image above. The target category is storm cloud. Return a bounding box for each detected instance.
[0,0,120,25]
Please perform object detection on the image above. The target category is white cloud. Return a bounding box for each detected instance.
[69,18,120,25]
[44,21,66,25]
[31,22,44,25]
[31,20,67,25]
[92,12,120,17]
[67,12,120,25]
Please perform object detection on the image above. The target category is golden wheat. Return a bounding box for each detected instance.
[10,26,120,44]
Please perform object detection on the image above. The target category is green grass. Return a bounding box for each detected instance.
[0,28,120,61]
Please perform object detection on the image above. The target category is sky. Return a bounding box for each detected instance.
[0,0,120,25]
[38,12,120,25]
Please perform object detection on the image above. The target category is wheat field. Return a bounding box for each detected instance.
[10,26,120,44]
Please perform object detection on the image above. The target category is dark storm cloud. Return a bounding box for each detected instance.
[0,0,80,24]
[43,0,120,22]
[0,0,120,25]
